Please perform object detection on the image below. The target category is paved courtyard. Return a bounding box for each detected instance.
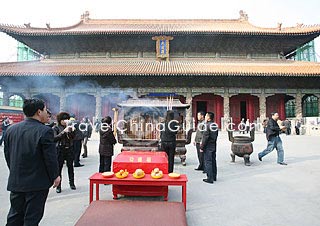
[1,132,320,226]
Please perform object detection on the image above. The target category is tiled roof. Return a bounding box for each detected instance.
[0,59,319,77]
[1,16,320,36]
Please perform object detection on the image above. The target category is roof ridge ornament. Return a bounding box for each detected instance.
[277,22,282,31]
[81,11,90,22]
[239,10,248,21]
[24,23,31,28]
[296,23,304,28]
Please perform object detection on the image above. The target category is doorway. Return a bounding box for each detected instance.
[197,101,207,114]
[240,101,247,120]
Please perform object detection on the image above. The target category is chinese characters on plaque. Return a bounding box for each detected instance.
[160,40,167,54]
[129,156,152,163]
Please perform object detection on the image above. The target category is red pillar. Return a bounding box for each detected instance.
[192,100,199,127]
[214,96,223,128]
[246,97,253,122]
[279,95,286,120]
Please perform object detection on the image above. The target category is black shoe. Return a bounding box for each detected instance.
[203,179,214,184]
[82,154,87,158]
[258,155,262,161]
[56,187,61,193]
[70,184,76,190]
[74,164,84,167]
[194,168,203,171]
[214,178,217,181]
[278,162,288,165]
[202,171,207,174]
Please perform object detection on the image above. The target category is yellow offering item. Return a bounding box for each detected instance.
[151,168,163,179]
[115,169,129,179]
[133,169,145,178]
[168,173,180,178]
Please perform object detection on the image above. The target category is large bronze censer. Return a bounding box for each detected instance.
[228,128,255,166]
[116,98,192,166]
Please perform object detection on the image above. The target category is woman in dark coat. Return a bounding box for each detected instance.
[99,116,117,172]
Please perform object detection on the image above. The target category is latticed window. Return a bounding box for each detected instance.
[9,95,23,108]
[285,99,295,118]
[303,95,319,117]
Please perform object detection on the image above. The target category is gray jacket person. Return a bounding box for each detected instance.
[194,111,206,171]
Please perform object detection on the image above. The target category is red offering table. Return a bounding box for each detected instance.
[113,151,168,173]
[89,173,188,210]
[112,151,169,199]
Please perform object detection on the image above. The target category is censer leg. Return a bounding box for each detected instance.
[244,155,251,166]
[180,155,186,166]
[230,153,236,162]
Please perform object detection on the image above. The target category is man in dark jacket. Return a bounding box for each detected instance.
[200,112,218,184]
[160,110,179,173]
[258,112,287,165]
[70,115,84,167]
[53,112,76,193]
[99,116,117,172]
[4,98,60,226]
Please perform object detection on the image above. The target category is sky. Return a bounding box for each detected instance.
[0,0,319,62]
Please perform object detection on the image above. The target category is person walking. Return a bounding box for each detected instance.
[0,117,11,146]
[284,119,291,135]
[194,111,206,172]
[239,118,245,134]
[81,117,92,158]
[245,119,250,133]
[200,112,218,184]
[160,110,179,173]
[262,119,268,133]
[295,120,301,135]
[70,115,84,167]
[94,118,101,133]
[258,112,288,165]
[53,112,76,193]
[4,98,60,226]
[99,116,117,172]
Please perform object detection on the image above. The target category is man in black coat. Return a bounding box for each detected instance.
[70,115,84,167]
[81,117,92,158]
[99,116,117,172]
[258,112,287,165]
[200,112,218,184]
[4,98,60,226]
[160,110,179,173]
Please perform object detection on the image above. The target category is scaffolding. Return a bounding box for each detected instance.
[17,42,39,61]
[294,40,317,62]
